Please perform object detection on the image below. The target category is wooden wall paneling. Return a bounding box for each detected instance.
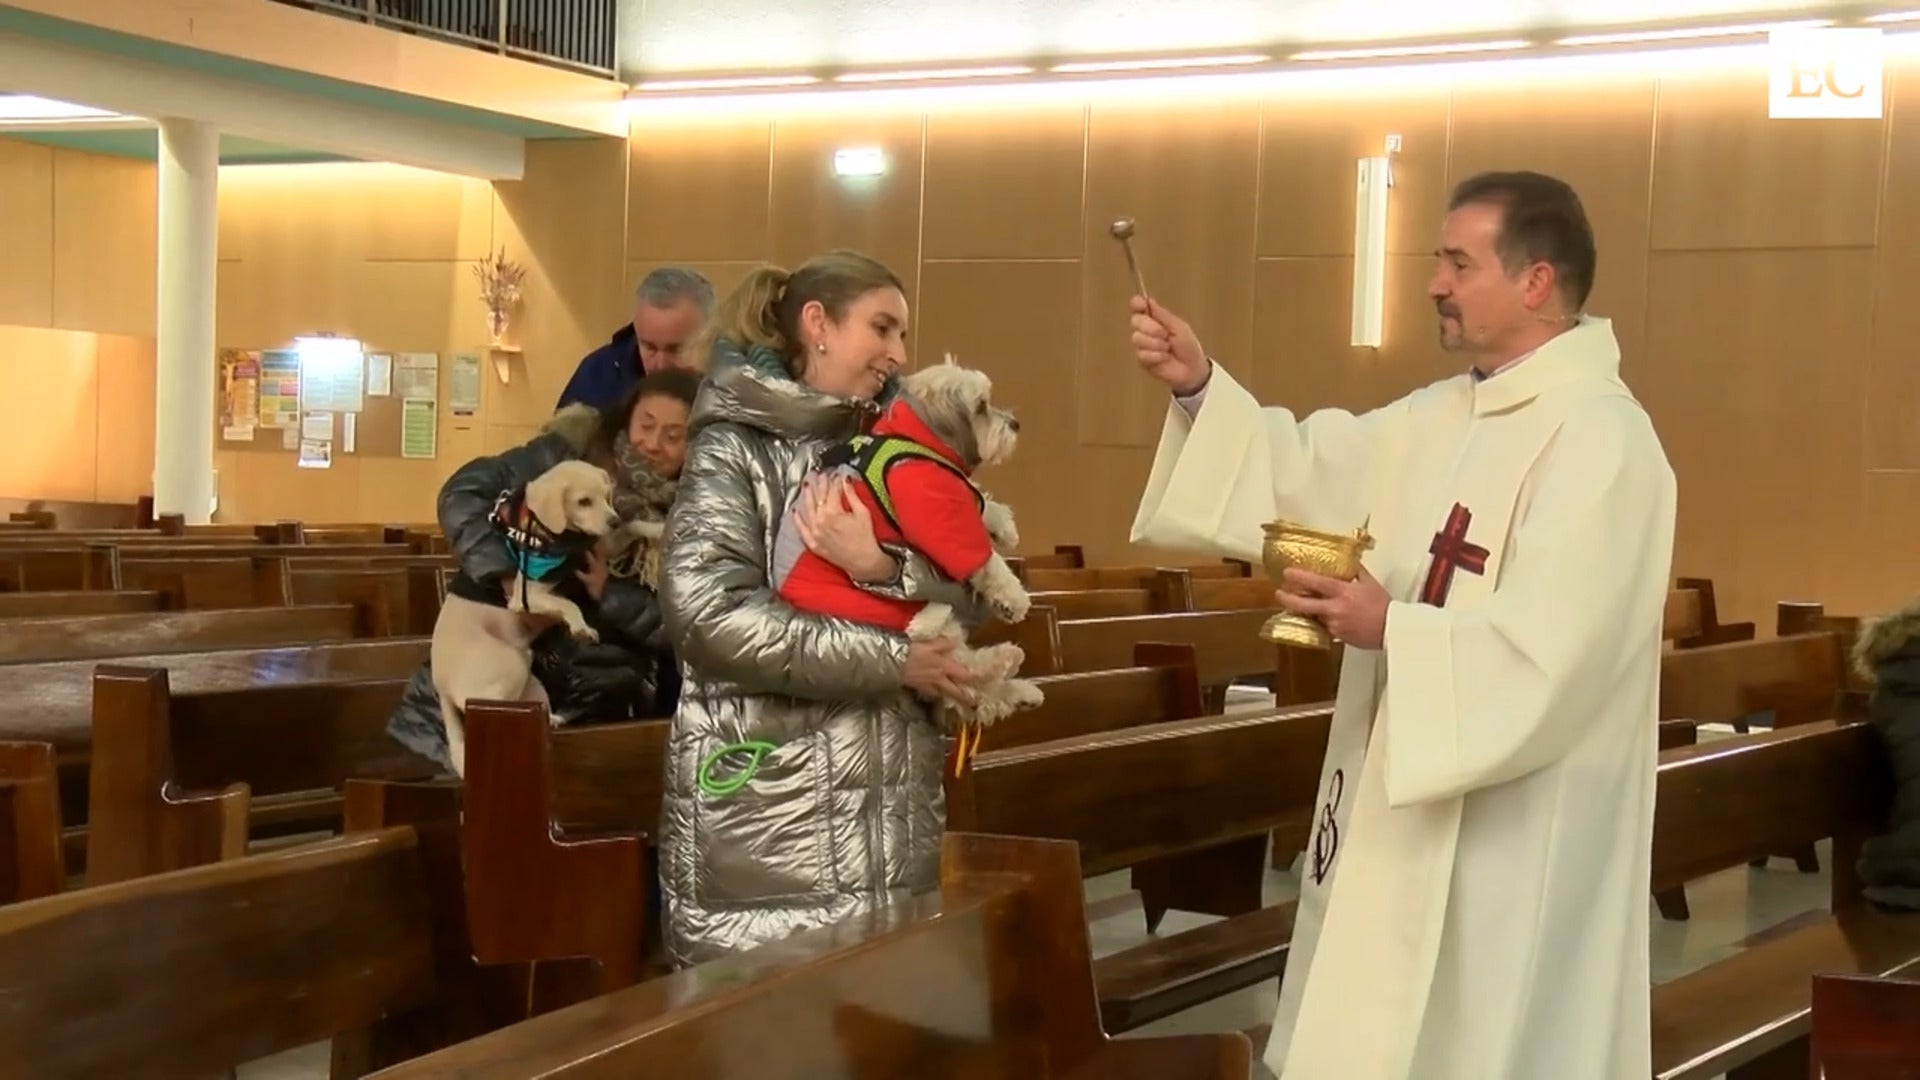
[0,327,101,500]
[915,260,1083,550]
[492,137,633,427]
[1446,73,1657,365]
[215,166,364,346]
[1256,87,1449,259]
[1081,100,1261,449]
[358,165,494,263]
[626,117,773,263]
[1651,68,1886,251]
[1867,54,1920,472]
[0,139,54,328]
[766,113,926,289]
[922,105,1088,260]
[1249,255,1453,415]
[1861,473,1920,614]
[93,332,157,503]
[1642,248,1875,625]
[51,149,156,337]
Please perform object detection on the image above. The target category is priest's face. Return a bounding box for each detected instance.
[1429,202,1540,357]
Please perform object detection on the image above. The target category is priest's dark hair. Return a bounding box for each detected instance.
[1448,171,1597,312]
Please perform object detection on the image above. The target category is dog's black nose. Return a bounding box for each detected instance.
[1009,418,1021,433]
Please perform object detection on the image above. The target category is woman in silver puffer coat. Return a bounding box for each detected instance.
[658,250,980,966]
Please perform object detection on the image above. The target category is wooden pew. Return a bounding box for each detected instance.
[0,741,62,904]
[1649,721,1920,1080]
[365,833,1254,1079]
[1659,629,1848,734]
[460,701,651,1012]
[975,641,1204,753]
[86,667,437,885]
[1025,561,1249,592]
[0,817,485,1077]
[1810,970,1920,1078]
[0,603,385,664]
[1672,575,1756,648]
[0,637,428,870]
[950,706,1330,1032]
[0,590,166,618]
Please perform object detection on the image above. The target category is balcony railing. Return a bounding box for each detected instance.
[270,0,618,78]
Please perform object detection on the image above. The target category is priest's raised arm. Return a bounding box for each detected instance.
[1125,298,1405,561]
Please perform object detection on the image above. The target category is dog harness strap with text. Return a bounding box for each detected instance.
[490,489,581,582]
[820,435,983,534]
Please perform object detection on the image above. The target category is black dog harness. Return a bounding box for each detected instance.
[445,488,596,608]
[817,434,983,534]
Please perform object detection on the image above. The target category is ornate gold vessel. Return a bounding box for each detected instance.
[1260,520,1376,649]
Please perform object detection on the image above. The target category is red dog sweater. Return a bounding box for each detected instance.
[776,399,991,632]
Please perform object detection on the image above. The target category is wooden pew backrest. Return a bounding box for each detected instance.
[0,828,436,1077]
[0,604,371,664]
[1659,632,1845,727]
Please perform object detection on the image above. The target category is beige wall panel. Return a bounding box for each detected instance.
[52,150,156,336]
[356,457,466,522]
[1447,74,1655,362]
[767,114,925,286]
[220,452,364,523]
[356,165,495,263]
[0,327,99,499]
[1867,56,1920,472]
[1250,255,1455,416]
[218,164,369,267]
[0,139,54,328]
[628,118,772,263]
[347,261,485,357]
[486,423,544,455]
[914,260,1082,549]
[493,137,631,428]
[923,106,1087,260]
[1643,249,1874,626]
[93,333,156,503]
[1082,101,1260,449]
[1862,472,1920,614]
[1257,88,1449,258]
[1651,68,1884,251]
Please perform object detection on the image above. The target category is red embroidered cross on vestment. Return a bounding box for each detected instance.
[1418,502,1490,606]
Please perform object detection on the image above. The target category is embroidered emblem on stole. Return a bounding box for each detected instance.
[1418,502,1490,607]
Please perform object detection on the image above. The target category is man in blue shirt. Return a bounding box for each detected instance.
[554,267,714,411]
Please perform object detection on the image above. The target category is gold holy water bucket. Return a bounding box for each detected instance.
[1259,520,1376,649]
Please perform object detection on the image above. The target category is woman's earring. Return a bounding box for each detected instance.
[815,342,826,353]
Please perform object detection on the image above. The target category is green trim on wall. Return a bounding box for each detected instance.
[1,128,357,165]
[0,5,606,141]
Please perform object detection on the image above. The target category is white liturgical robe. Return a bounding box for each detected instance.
[1131,316,1676,1080]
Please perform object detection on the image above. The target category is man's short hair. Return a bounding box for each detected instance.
[635,267,716,318]
[1447,171,1597,311]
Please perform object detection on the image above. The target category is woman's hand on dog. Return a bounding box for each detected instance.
[576,548,610,601]
[796,474,898,583]
[902,637,976,705]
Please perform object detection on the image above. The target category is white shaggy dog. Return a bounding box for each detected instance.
[892,361,1044,732]
[430,459,621,777]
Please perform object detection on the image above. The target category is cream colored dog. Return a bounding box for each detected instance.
[430,459,620,777]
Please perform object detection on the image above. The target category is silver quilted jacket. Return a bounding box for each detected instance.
[657,340,970,967]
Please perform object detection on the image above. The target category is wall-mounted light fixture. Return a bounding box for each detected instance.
[1351,135,1398,349]
[833,146,887,177]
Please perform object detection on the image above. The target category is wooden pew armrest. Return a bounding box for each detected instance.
[1093,902,1297,1032]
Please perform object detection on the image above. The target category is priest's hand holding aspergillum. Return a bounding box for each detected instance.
[1129,296,1212,396]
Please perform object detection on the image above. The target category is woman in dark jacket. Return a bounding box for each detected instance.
[387,368,701,771]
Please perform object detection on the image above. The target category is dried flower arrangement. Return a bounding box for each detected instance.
[472,248,527,343]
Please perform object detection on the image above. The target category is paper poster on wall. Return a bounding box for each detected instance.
[258,351,301,428]
[366,353,393,397]
[342,412,357,453]
[449,352,482,417]
[395,353,439,401]
[301,412,334,441]
[297,438,332,469]
[400,397,437,460]
[219,350,259,440]
[282,427,299,450]
[298,338,365,413]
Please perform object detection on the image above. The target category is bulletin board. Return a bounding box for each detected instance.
[213,344,474,465]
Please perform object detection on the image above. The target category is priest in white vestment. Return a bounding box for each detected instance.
[1129,171,1677,1079]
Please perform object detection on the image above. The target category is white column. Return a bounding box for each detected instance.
[153,118,219,524]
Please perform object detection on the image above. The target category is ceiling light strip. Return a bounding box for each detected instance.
[1051,53,1271,73]
[835,65,1034,83]
[1555,18,1833,46]
[1289,39,1531,61]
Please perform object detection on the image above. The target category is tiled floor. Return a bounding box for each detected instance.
[239,720,1825,1078]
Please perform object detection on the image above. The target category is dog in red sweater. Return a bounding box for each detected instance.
[775,357,1042,736]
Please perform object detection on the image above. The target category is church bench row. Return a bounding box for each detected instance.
[366,831,1254,1080]
[1647,720,1920,1080]
[1809,970,1920,1078]
[0,541,418,592]
[0,602,389,664]
[1021,560,1252,593]
[0,638,429,874]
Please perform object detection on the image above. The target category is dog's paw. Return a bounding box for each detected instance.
[981,500,1020,553]
[1008,679,1045,711]
[990,589,1031,623]
[570,622,600,644]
